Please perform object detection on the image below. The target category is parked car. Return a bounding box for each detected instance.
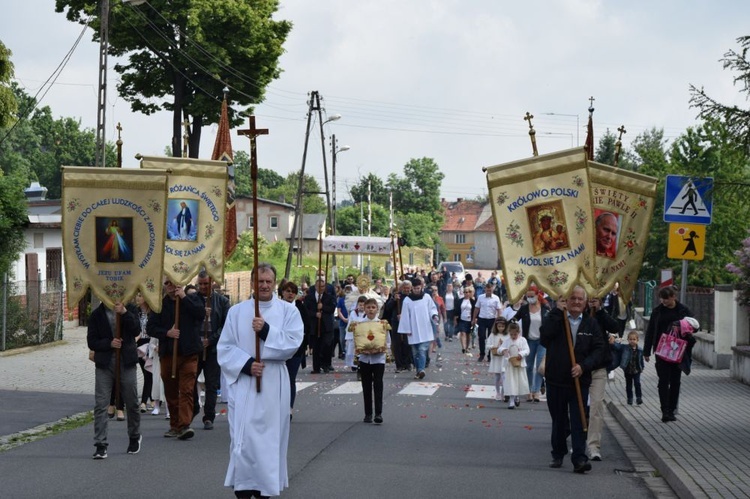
[436,261,465,284]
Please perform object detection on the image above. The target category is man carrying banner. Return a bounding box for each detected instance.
[217,263,304,498]
[194,270,230,430]
[304,277,337,374]
[88,301,141,459]
[540,286,605,473]
[147,278,205,440]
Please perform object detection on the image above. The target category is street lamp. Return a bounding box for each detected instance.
[324,114,342,125]
[541,112,580,146]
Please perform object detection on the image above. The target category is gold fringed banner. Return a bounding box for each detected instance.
[589,161,658,301]
[486,148,597,303]
[140,156,229,286]
[61,167,168,312]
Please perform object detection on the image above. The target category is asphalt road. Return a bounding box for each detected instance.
[0,340,656,498]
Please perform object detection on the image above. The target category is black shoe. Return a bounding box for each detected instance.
[417,370,425,380]
[127,435,142,454]
[177,427,195,440]
[636,398,643,405]
[573,461,592,473]
[549,458,563,468]
[374,414,383,425]
[203,420,214,430]
[477,356,484,362]
[661,411,676,423]
[627,399,633,405]
[312,370,321,374]
[363,415,373,423]
[93,444,108,460]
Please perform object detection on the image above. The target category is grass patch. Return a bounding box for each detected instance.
[0,411,94,453]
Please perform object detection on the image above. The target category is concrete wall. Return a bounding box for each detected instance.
[473,232,499,269]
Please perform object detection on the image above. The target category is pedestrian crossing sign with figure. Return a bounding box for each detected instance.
[667,223,705,261]
[663,175,713,224]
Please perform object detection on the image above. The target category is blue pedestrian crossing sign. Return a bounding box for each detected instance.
[663,175,713,225]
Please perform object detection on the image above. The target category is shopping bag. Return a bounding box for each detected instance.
[655,330,687,363]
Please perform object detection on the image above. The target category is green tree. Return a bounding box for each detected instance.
[0,40,17,129]
[669,119,750,286]
[690,36,750,154]
[387,157,444,219]
[594,128,617,165]
[233,149,285,199]
[349,173,389,205]
[0,44,27,276]
[56,0,291,158]
[263,171,325,214]
[395,211,441,248]
[335,203,390,237]
[0,85,115,199]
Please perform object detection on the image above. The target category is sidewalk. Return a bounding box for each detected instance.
[605,360,750,498]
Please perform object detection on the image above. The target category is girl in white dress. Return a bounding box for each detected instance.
[487,318,509,401]
[500,322,530,409]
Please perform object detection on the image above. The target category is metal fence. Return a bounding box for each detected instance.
[633,280,714,333]
[1,274,65,351]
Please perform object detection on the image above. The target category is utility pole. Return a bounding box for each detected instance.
[284,91,337,279]
[95,0,109,167]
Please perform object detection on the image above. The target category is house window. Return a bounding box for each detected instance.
[453,254,462,262]
[33,233,44,249]
[247,216,254,229]
[269,216,279,229]
[455,234,466,244]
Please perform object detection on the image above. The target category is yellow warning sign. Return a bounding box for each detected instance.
[667,223,705,261]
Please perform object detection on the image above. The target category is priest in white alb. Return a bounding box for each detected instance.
[398,277,438,380]
[217,263,304,498]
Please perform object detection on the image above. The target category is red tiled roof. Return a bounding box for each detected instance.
[441,199,486,231]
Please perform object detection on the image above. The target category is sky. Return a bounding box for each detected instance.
[2,0,749,201]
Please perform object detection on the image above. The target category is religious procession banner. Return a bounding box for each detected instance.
[588,161,658,301]
[486,147,597,303]
[322,235,394,255]
[140,156,229,286]
[61,167,168,312]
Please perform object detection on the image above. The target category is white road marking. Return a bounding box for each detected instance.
[296,382,317,393]
[326,381,363,394]
[398,382,442,396]
[465,384,498,399]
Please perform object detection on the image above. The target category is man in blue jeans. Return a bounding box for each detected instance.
[473,282,502,362]
[398,278,438,380]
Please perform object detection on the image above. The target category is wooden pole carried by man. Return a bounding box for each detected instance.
[238,116,269,392]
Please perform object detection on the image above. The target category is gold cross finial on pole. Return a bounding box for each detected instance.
[614,125,627,168]
[524,112,538,157]
[588,96,596,112]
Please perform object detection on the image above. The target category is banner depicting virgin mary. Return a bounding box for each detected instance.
[140,156,229,286]
[485,148,597,303]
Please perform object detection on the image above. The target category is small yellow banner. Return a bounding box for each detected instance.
[485,148,597,303]
[667,223,705,261]
[61,167,168,312]
[589,162,658,301]
[140,156,229,286]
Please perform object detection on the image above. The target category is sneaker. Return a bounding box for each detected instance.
[636,398,643,405]
[549,458,563,468]
[363,415,373,424]
[92,445,107,459]
[139,403,147,414]
[165,412,171,420]
[203,420,214,430]
[151,406,160,416]
[164,429,180,438]
[514,397,520,407]
[627,399,633,405]
[590,453,602,462]
[508,402,515,410]
[177,427,195,440]
[127,435,142,454]
[116,410,125,421]
[417,370,426,380]
[374,415,383,425]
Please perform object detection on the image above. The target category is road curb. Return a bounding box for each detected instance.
[605,397,705,499]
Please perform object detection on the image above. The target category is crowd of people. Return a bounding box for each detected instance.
[86,261,699,495]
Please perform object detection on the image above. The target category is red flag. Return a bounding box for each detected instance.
[212,94,237,258]
[585,112,594,161]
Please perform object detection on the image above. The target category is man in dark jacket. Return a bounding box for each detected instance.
[383,280,414,372]
[540,285,605,474]
[194,271,230,430]
[147,278,205,440]
[88,301,141,459]
[304,278,337,373]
